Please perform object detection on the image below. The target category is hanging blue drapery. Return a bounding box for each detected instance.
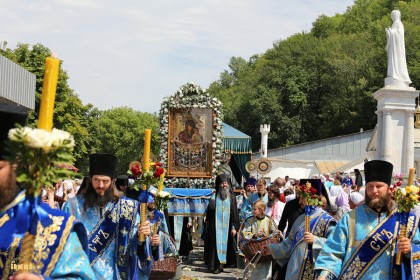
[221,122,252,185]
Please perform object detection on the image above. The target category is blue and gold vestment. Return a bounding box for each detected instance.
[63,195,152,280]
[0,191,94,279]
[314,204,420,279]
[267,207,336,280]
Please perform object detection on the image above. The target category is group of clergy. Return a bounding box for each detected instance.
[0,109,177,279]
[214,159,420,280]
[2,106,420,280]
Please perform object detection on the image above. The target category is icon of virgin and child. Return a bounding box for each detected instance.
[178,119,203,144]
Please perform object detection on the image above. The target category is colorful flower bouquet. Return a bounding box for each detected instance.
[297,181,322,232]
[297,182,323,207]
[395,185,419,213]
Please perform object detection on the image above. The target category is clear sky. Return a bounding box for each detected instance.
[2,0,354,113]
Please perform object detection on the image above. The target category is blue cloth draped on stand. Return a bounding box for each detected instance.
[166,188,213,216]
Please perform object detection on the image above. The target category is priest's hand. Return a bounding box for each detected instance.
[151,234,160,246]
[398,237,411,254]
[138,221,151,236]
[303,232,314,244]
[231,229,237,236]
[241,190,247,199]
[10,273,43,280]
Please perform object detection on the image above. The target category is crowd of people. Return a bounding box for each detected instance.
[202,163,420,279]
[1,108,420,280]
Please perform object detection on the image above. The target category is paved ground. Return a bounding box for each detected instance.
[177,245,244,280]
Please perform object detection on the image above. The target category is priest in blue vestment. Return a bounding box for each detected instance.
[0,110,95,280]
[62,153,156,279]
[204,174,240,274]
[266,179,336,280]
[315,160,420,279]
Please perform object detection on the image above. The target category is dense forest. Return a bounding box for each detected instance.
[208,0,420,151]
[3,0,420,174]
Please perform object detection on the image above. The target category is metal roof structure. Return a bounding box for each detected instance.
[0,55,35,113]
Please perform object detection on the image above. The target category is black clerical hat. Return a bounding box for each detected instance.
[216,174,229,187]
[116,175,128,188]
[364,160,393,186]
[89,153,117,178]
[246,177,257,186]
[0,111,28,160]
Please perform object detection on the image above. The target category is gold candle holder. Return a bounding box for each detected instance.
[396,167,415,265]
[396,224,407,265]
[18,232,35,273]
[152,220,161,236]
[139,129,151,243]
[305,215,310,232]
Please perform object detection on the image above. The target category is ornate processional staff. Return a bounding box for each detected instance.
[139,129,152,243]
[395,168,418,265]
[297,181,322,233]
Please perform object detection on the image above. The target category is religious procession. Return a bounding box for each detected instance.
[2,4,420,280]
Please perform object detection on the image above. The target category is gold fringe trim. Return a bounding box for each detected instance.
[223,150,252,155]
[2,237,21,280]
[0,214,10,228]
[170,195,212,199]
[413,252,420,261]
[19,233,35,272]
[168,213,206,217]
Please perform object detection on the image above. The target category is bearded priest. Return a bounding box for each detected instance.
[315,160,420,279]
[204,174,240,274]
[62,153,156,279]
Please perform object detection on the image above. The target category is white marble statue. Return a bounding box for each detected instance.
[385,10,411,87]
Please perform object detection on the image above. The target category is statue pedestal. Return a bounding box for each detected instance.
[374,86,419,175]
[385,77,411,88]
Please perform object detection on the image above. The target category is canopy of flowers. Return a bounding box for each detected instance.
[297,182,323,207]
[158,83,223,188]
[6,127,76,197]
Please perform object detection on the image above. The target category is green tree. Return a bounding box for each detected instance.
[3,43,97,173]
[89,107,159,175]
[209,0,420,152]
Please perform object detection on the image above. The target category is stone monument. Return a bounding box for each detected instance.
[374,10,419,174]
[260,124,270,157]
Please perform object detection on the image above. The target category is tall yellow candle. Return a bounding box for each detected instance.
[408,168,416,186]
[158,170,165,192]
[38,56,60,131]
[139,129,152,243]
[142,129,151,172]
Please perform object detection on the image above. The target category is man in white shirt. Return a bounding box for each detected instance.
[265,185,285,226]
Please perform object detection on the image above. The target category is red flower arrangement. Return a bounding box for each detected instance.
[297,181,323,207]
[128,161,165,190]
